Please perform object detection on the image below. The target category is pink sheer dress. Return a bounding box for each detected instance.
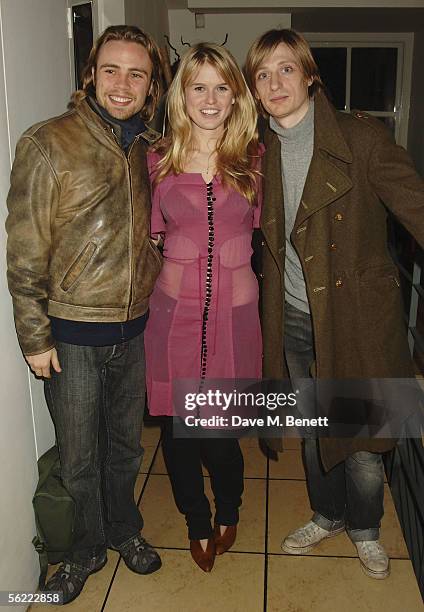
[145,151,263,416]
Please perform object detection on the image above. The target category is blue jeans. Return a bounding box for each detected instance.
[44,335,145,562]
[284,301,384,541]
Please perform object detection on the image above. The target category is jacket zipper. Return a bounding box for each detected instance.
[109,127,142,321]
[126,135,143,320]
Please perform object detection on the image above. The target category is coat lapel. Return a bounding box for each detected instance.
[295,92,353,227]
[261,129,285,273]
[261,93,354,267]
[295,153,353,226]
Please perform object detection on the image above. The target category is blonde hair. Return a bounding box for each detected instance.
[154,43,260,205]
[245,29,323,116]
[69,25,162,122]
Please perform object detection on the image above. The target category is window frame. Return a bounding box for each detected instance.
[303,32,414,147]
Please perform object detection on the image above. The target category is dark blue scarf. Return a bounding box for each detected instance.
[89,96,146,153]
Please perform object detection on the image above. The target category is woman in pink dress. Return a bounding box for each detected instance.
[145,43,262,572]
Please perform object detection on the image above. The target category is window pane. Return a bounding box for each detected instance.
[351,48,397,112]
[73,3,93,90]
[311,47,346,110]
[379,116,396,137]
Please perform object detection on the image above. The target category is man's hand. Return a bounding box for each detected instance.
[25,348,62,379]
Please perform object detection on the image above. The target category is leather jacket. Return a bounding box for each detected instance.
[6,99,162,355]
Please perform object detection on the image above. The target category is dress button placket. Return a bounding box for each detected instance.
[200,181,215,385]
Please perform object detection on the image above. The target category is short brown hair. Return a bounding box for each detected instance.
[245,29,323,115]
[70,25,162,122]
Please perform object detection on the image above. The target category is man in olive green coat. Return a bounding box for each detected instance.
[245,29,424,580]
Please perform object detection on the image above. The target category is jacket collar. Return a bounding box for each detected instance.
[74,97,159,150]
[313,91,352,164]
[264,91,353,164]
[74,96,113,135]
[87,96,147,150]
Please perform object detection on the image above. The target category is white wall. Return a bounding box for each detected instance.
[168,9,291,65]
[0,22,38,610]
[2,1,72,138]
[125,0,169,44]
[98,0,125,31]
[1,0,73,460]
[0,0,72,605]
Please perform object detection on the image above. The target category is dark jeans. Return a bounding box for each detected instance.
[161,418,244,540]
[284,301,384,541]
[44,335,146,562]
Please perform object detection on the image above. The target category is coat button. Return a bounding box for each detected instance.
[261,240,265,246]
[334,213,343,221]
[259,273,264,279]
[335,279,343,288]
[330,242,337,251]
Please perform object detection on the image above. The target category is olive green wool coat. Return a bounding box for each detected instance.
[260,91,424,470]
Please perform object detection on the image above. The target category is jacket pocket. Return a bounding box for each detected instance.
[60,242,97,292]
[356,262,404,372]
[356,263,399,285]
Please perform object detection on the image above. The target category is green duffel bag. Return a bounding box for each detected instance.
[32,446,76,588]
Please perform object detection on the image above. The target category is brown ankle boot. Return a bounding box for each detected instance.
[189,537,216,572]
[214,524,237,555]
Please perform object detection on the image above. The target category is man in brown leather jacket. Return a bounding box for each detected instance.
[6,25,163,603]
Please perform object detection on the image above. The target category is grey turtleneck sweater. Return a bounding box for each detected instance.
[270,100,314,313]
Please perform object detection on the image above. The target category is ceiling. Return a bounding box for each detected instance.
[186,0,424,8]
[293,8,424,32]
[163,1,424,33]
[165,0,189,8]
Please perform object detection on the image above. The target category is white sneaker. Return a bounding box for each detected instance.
[355,540,390,579]
[281,520,345,554]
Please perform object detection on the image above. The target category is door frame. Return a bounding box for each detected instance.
[66,0,99,91]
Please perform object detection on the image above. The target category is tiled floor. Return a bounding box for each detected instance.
[32,426,423,612]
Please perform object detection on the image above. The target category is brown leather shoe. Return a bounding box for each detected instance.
[214,524,237,555]
[189,538,215,572]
